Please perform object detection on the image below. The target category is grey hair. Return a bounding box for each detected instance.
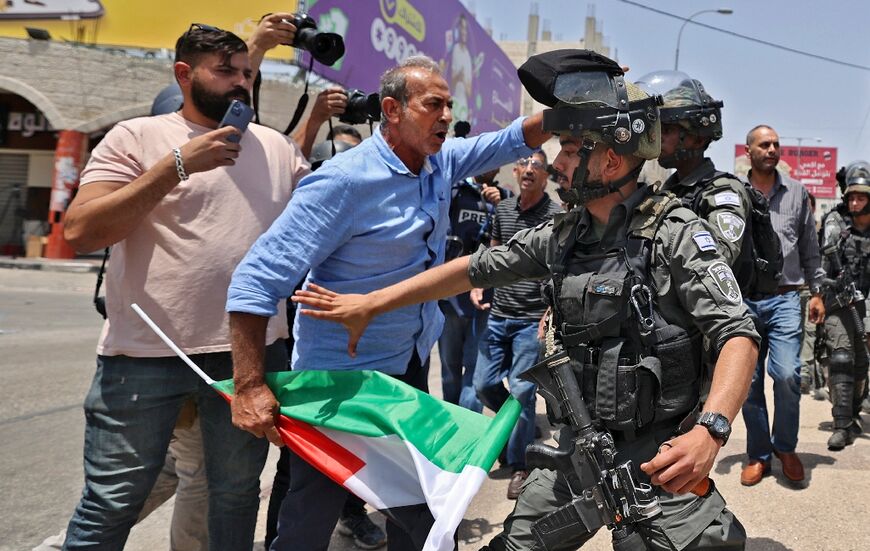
[379,55,442,128]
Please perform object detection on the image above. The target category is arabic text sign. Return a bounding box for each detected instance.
[306,0,520,132]
[732,144,838,199]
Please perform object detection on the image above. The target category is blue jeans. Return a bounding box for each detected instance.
[63,342,287,551]
[474,314,540,469]
[742,292,802,461]
[437,304,485,412]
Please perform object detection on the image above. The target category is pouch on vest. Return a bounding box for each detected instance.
[558,273,627,346]
[594,338,660,432]
[652,325,702,420]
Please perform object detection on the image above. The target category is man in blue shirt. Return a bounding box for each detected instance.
[227,55,550,550]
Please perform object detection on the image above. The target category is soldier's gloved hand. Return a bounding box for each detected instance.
[231,382,284,447]
[640,425,721,495]
[293,283,374,358]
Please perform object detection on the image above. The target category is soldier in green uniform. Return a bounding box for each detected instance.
[634,71,750,269]
[292,50,759,550]
[820,161,870,450]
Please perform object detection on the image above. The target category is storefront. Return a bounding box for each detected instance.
[0,93,56,255]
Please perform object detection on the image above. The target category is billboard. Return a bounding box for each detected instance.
[305,0,520,132]
[733,144,838,199]
[0,0,300,53]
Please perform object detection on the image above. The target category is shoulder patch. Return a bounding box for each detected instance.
[692,230,718,252]
[713,191,741,207]
[707,261,742,304]
[716,212,746,242]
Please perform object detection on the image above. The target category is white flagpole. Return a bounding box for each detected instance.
[131,303,216,385]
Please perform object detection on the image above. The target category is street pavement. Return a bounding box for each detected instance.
[1,264,868,551]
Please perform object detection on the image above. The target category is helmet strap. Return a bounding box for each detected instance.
[564,139,644,207]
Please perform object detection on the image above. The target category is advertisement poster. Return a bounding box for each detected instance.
[0,0,301,52]
[305,0,520,132]
[733,144,838,199]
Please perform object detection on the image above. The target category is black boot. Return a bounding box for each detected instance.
[828,427,855,450]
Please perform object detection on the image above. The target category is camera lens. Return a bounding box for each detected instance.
[293,20,345,66]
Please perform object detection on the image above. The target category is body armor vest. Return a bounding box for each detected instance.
[544,191,703,434]
[837,227,870,297]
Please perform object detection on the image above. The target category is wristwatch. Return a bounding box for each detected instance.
[696,412,731,445]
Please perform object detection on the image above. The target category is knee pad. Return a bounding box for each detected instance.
[828,349,854,376]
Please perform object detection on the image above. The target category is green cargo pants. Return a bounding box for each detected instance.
[486,426,745,551]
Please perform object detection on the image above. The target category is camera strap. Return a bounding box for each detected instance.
[283,56,315,135]
[93,247,110,319]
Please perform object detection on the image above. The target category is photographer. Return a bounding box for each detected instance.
[247,12,349,158]
[58,23,312,550]
[439,165,512,413]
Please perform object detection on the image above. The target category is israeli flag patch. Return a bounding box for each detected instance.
[693,231,718,252]
[714,191,741,207]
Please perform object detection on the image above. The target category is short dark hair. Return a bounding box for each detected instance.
[530,148,548,165]
[746,124,776,146]
[328,124,362,142]
[174,24,247,67]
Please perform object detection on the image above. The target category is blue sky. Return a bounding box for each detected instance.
[459,0,870,175]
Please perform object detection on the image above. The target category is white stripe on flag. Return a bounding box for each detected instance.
[319,427,491,551]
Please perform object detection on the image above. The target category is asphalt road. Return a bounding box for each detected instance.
[1,266,868,551]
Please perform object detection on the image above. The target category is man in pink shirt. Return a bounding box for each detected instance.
[59,21,311,550]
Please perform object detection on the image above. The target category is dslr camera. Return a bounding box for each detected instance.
[339,89,381,125]
[283,13,345,66]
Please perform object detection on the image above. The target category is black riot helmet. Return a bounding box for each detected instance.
[308,138,355,171]
[843,161,870,215]
[518,49,662,207]
[635,70,723,165]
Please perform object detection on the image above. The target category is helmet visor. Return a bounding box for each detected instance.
[635,70,704,107]
[552,71,622,108]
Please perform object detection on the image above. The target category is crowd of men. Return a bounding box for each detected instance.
[41,12,868,551]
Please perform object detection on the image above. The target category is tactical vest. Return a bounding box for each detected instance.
[837,227,870,296]
[544,191,703,434]
[679,171,783,296]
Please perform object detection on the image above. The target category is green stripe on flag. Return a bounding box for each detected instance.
[213,370,520,473]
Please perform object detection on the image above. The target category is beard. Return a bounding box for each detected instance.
[190,78,251,124]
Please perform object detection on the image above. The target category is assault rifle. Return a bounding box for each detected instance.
[520,350,660,551]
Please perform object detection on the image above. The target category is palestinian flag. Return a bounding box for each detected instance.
[131,304,521,551]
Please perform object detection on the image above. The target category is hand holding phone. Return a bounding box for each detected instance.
[219,100,255,143]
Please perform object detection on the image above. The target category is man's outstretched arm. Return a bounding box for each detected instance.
[229,312,284,447]
[293,256,474,356]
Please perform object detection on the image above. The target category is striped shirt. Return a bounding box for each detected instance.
[490,194,561,319]
[747,170,824,288]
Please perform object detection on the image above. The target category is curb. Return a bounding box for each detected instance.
[0,258,101,274]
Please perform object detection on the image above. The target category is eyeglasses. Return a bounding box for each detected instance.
[516,158,546,170]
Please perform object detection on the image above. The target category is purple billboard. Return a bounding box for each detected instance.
[304,0,520,132]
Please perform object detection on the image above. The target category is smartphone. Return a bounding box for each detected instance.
[219,100,255,143]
